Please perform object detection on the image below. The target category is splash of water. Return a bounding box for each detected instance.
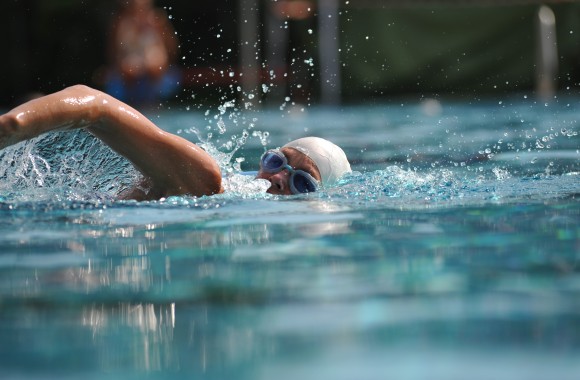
[178,93,272,175]
[0,130,138,203]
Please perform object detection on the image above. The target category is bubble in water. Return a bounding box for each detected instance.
[252,131,270,146]
[217,118,227,134]
[218,99,236,115]
[492,167,511,180]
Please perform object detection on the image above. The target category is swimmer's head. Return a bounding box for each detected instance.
[283,137,351,186]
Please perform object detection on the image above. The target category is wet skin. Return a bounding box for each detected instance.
[256,147,321,195]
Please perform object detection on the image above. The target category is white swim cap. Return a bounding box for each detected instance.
[283,137,351,185]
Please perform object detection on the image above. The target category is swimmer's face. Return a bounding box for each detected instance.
[257,147,321,195]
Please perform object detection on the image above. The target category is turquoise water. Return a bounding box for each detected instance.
[0,96,578,380]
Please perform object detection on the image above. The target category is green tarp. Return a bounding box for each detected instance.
[339,3,580,98]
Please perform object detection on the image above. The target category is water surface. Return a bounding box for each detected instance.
[0,96,578,379]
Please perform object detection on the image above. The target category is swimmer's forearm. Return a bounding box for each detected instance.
[0,85,161,149]
[0,85,104,149]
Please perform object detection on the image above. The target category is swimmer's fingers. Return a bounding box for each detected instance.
[0,113,21,149]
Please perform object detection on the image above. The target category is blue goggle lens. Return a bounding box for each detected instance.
[291,172,317,193]
[261,152,285,171]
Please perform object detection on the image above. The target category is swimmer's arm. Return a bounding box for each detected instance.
[0,85,223,198]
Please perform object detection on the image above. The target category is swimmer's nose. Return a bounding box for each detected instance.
[267,171,290,195]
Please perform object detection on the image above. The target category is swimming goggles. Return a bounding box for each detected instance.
[260,150,319,194]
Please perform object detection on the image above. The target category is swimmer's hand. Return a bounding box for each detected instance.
[0,112,19,149]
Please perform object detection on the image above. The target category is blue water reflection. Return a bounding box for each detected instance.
[0,97,578,379]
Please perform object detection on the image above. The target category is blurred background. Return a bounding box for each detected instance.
[1,0,580,108]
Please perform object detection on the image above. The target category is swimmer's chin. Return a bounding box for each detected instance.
[265,185,283,195]
[265,186,293,196]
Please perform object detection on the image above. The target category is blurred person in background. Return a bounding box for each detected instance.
[104,0,181,106]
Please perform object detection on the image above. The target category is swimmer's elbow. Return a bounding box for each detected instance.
[168,159,222,198]
[67,84,96,93]
[65,85,113,124]
[66,85,103,103]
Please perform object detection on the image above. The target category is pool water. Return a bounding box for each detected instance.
[0,95,578,380]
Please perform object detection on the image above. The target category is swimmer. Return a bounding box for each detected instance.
[104,0,181,106]
[0,85,351,200]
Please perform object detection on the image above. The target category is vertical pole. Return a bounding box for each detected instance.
[264,1,289,103]
[536,5,558,99]
[239,0,261,106]
[318,0,341,105]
